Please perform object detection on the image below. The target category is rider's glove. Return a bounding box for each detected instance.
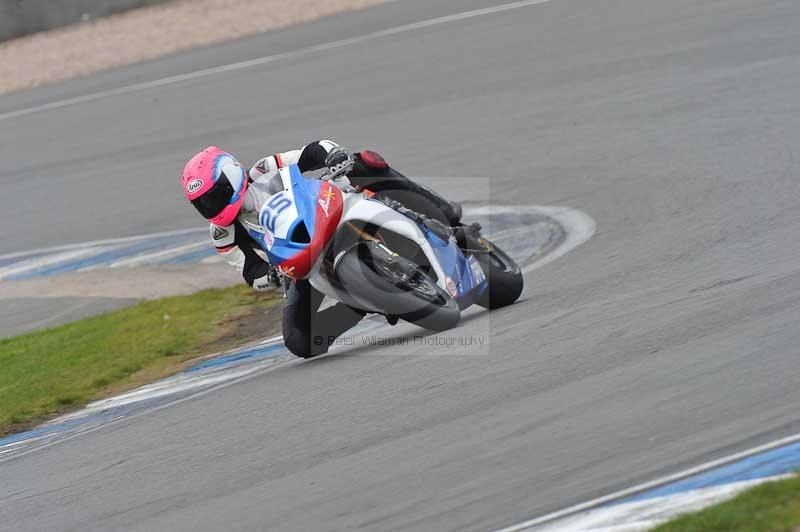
[324,146,354,177]
[252,265,283,292]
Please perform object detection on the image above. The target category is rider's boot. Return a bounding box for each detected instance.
[453,222,493,255]
[414,185,463,226]
[446,199,463,226]
[384,197,490,255]
[380,198,452,242]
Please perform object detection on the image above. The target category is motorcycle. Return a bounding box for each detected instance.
[243,152,523,331]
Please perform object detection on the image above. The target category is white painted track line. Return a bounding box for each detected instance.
[470,205,596,273]
[0,0,554,122]
[0,226,205,261]
[532,475,793,532]
[493,431,800,531]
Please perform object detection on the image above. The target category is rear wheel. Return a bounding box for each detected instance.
[475,242,523,309]
[334,242,461,331]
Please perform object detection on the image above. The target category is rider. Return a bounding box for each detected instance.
[180,140,480,358]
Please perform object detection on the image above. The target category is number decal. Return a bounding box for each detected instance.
[261,193,293,232]
[468,256,486,284]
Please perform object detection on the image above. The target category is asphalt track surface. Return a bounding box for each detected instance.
[2,0,800,530]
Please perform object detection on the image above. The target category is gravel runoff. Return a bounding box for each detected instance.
[0,0,385,95]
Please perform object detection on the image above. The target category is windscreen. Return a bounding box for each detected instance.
[264,172,286,195]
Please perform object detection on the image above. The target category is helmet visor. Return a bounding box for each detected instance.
[189,162,246,220]
[190,174,235,219]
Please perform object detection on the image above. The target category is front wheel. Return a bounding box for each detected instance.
[474,241,524,309]
[334,243,461,332]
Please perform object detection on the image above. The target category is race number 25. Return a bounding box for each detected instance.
[261,193,292,232]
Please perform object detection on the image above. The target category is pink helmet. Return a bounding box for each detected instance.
[181,146,249,226]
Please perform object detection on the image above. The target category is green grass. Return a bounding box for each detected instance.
[0,285,279,436]
[653,475,800,532]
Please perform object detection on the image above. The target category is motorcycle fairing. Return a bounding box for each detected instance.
[254,164,343,279]
[423,228,488,309]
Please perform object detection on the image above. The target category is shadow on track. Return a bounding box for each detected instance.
[299,298,530,364]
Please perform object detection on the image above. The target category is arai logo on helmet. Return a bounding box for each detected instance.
[186,179,204,194]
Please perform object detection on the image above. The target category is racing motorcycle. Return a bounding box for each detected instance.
[245,152,523,331]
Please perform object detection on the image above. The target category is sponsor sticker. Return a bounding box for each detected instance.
[278,264,296,277]
[187,178,203,194]
[264,230,275,250]
[468,257,486,284]
[318,188,336,217]
[445,276,458,297]
[212,226,229,240]
[333,250,347,267]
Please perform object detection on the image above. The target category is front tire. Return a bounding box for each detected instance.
[334,243,461,332]
[475,242,524,309]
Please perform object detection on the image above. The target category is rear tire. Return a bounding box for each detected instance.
[475,242,524,309]
[334,244,461,332]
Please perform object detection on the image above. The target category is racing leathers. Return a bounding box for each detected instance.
[210,140,463,358]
